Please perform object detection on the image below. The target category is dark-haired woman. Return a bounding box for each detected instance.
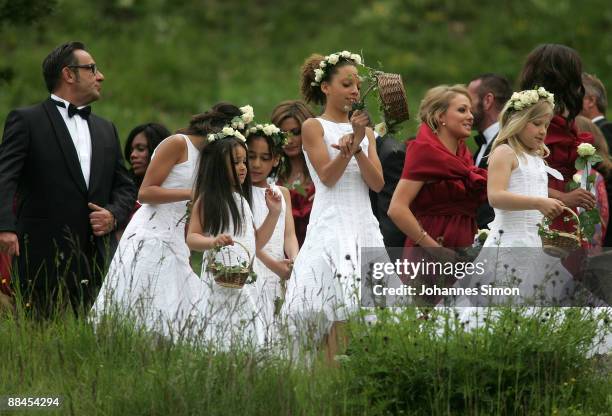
[91,103,248,337]
[518,44,596,233]
[271,101,316,247]
[124,123,171,188]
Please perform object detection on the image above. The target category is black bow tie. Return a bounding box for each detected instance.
[474,133,486,147]
[53,99,91,119]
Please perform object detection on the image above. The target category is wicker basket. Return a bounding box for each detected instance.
[206,241,255,289]
[376,72,410,124]
[540,207,582,258]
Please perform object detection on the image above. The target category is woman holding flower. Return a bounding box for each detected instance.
[518,44,596,233]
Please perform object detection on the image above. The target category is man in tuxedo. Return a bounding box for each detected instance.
[369,125,406,260]
[581,72,612,149]
[0,41,136,315]
[467,73,512,229]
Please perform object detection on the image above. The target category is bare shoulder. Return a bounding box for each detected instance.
[302,118,323,134]
[489,144,518,168]
[154,134,187,156]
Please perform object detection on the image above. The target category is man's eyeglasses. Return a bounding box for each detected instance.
[286,128,301,136]
[67,63,98,75]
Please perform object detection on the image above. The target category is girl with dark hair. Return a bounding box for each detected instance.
[187,124,282,348]
[124,122,171,187]
[246,124,299,336]
[92,103,249,337]
[518,44,596,232]
[284,51,399,359]
[271,100,316,247]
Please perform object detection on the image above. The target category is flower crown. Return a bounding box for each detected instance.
[207,126,246,144]
[311,50,363,86]
[229,105,255,130]
[246,123,289,151]
[508,87,554,112]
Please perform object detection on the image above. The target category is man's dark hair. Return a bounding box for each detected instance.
[470,73,512,113]
[42,41,86,93]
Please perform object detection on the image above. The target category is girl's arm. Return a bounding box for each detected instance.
[138,135,193,204]
[255,188,282,250]
[256,249,293,279]
[279,186,299,260]
[186,198,233,251]
[301,118,354,188]
[488,145,564,217]
[354,128,384,192]
[388,179,440,247]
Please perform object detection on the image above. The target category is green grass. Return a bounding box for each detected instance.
[1,305,611,415]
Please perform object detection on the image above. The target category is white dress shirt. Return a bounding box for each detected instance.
[475,121,500,167]
[51,94,92,188]
[592,115,604,124]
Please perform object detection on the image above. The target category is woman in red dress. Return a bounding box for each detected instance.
[271,101,316,247]
[388,85,487,249]
[518,44,596,233]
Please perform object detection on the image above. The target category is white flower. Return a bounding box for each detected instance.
[350,53,362,65]
[262,124,276,136]
[314,68,324,82]
[374,122,387,137]
[311,81,317,86]
[207,134,216,143]
[537,87,547,95]
[573,173,582,183]
[511,92,520,101]
[514,101,524,110]
[327,54,339,65]
[577,143,596,157]
[319,61,327,68]
[222,126,234,136]
[256,124,263,130]
[340,50,351,58]
[234,131,246,142]
[249,127,257,133]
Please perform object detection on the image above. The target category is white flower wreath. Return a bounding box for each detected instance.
[207,126,246,143]
[311,50,363,86]
[246,123,288,149]
[229,105,255,130]
[508,87,554,111]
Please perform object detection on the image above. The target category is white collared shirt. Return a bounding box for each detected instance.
[592,115,605,124]
[475,121,500,167]
[51,94,92,188]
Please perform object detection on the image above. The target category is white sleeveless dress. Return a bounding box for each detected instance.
[285,118,399,339]
[197,193,263,348]
[91,134,204,337]
[251,185,286,338]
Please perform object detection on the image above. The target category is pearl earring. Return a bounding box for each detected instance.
[442,122,446,126]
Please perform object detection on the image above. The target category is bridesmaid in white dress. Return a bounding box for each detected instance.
[285,52,399,358]
[246,124,299,341]
[186,125,283,349]
[91,103,245,337]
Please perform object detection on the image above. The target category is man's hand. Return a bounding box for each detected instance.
[88,203,115,236]
[0,232,19,256]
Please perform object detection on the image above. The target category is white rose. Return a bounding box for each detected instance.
[374,122,387,137]
[207,134,216,143]
[514,101,524,110]
[511,92,520,101]
[263,125,275,136]
[327,54,339,65]
[256,124,263,130]
[573,173,582,183]
[222,126,234,136]
[237,121,245,130]
[314,68,324,81]
[577,143,596,157]
[319,61,327,68]
[350,54,362,65]
[249,127,257,134]
[240,105,254,123]
[537,87,547,96]
[272,126,280,134]
[340,50,351,58]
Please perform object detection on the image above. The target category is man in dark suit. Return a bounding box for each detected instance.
[370,125,406,261]
[0,41,136,315]
[581,72,612,149]
[467,73,512,229]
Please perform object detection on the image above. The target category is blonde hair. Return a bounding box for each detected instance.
[574,115,612,177]
[490,99,553,161]
[418,84,471,133]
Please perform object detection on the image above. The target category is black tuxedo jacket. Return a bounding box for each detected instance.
[0,98,136,304]
[369,133,406,248]
[594,117,612,151]
[473,134,495,229]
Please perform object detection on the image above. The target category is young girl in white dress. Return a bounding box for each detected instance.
[91,103,245,337]
[246,124,299,340]
[456,88,578,313]
[186,124,282,349]
[285,51,401,358]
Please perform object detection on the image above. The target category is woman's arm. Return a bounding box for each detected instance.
[138,135,193,204]
[388,179,440,247]
[301,118,354,188]
[279,186,299,259]
[354,128,384,192]
[186,199,233,251]
[488,146,564,217]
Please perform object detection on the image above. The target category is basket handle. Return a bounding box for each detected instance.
[552,206,582,238]
[206,240,254,271]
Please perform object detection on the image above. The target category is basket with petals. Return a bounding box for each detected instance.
[538,207,582,258]
[206,241,256,289]
[353,71,410,128]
